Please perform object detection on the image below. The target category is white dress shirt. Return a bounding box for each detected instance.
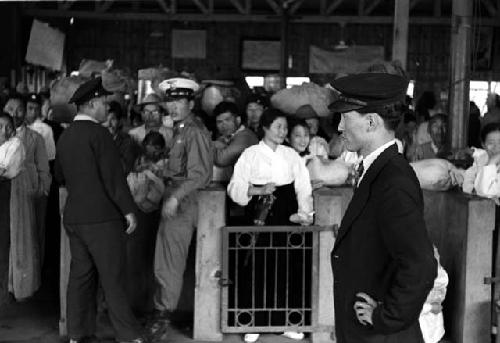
[29,118,56,160]
[358,139,397,186]
[228,141,313,215]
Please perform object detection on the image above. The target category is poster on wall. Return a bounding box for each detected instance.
[172,30,206,59]
[241,40,281,71]
[309,45,384,74]
[25,19,65,71]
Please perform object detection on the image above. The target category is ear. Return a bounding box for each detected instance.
[365,113,379,132]
[189,99,195,111]
[236,116,241,126]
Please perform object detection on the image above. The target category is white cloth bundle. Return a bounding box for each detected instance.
[270,83,336,117]
[307,156,349,186]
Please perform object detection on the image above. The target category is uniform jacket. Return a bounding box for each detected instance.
[163,114,213,202]
[331,143,437,343]
[55,119,136,225]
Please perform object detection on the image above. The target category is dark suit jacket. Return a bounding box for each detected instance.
[55,119,136,225]
[331,143,437,343]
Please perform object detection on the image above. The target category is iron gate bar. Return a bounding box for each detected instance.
[221,225,334,333]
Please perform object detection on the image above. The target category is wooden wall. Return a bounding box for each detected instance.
[10,12,500,94]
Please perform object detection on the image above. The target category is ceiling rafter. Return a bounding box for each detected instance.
[327,0,345,15]
[365,0,384,15]
[228,0,246,14]
[192,0,209,14]
[245,0,252,14]
[58,0,77,11]
[480,0,497,17]
[289,0,306,15]
[95,0,114,13]
[155,0,171,14]
[264,0,283,15]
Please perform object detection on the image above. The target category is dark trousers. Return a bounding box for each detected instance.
[66,220,141,341]
[0,179,11,307]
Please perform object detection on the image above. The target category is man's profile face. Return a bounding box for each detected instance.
[216,111,239,137]
[4,99,25,128]
[26,101,41,125]
[337,110,367,153]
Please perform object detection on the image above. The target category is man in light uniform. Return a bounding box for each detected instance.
[151,78,212,337]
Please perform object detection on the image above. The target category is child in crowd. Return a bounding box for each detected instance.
[127,131,168,213]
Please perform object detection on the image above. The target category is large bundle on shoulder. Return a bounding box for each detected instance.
[50,75,89,122]
[410,158,462,191]
[307,156,350,185]
[271,82,336,117]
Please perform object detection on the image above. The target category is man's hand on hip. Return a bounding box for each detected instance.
[354,292,378,326]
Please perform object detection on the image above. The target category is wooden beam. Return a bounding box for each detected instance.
[228,0,246,14]
[95,0,114,13]
[365,0,383,15]
[171,0,177,14]
[58,0,76,11]
[410,0,421,10]
[480,0,497,17]
[290,0,306,15]
[392,0,409,69]
[434,0,441,16]
[358,0,365,15]
[265,0,283,15]
[156,0,171,14]
[245,0,252,14]
[449,0,473,149]
[208,0,214,14]
[192,0,209,14]
[23,8,500,26]
[327,0,345,15]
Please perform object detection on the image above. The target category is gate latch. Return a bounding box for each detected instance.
[214,270,233,287]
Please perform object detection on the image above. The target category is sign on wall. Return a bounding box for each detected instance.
[309,45,384,74]
[172,30,206,59]
[25,19,65,71]
[241,40,281,71]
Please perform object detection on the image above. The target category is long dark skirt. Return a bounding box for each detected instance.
[231,183,310,327]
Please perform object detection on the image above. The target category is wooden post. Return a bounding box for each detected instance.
[311,189,341,343]
[449,0,472,150]
[280,6,288,89]
[193,186,226,341]
[392,0,410,70]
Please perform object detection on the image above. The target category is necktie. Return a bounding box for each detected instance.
[353,162,364,189]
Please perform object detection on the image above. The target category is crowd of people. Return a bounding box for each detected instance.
[1,69,500,343]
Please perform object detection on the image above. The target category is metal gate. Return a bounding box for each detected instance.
[221,225,331,333]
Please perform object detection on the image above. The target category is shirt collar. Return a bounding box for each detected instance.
[358,139,396,183]
[74,114,99,123]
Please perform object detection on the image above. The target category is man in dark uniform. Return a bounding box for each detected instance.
[55,77,145,343]
[150,78,212,338]
[328,73,437,343]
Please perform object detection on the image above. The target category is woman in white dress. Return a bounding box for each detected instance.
[228,108,313,342]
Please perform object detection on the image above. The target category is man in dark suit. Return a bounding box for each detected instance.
[55,78,144,343]
[328,73,437,343]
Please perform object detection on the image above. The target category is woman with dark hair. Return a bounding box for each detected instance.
[228,108,313,343]
[287,118,311,158]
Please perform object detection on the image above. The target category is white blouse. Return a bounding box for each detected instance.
[29,119,56,160]
[0,136,26,179]
[228,141,313,216]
